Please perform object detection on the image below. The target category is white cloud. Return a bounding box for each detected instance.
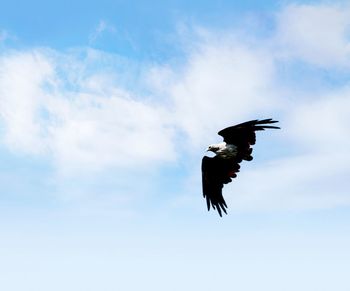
[275,3,350,67]
[50,93,176,173]
[0,50,54,154]
[0,49,176,174]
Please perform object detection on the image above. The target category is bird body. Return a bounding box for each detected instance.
[201,118,280,216]
[207,142,238,158]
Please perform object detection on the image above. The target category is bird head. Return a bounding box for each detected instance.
[206,144,219,153]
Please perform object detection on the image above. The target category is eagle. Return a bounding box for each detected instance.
[201,118,280,216]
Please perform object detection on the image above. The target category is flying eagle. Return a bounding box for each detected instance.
[201,118,280,216]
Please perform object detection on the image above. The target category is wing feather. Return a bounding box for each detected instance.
[218,118,280,145]
[201,156,239,216]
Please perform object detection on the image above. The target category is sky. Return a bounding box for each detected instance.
[1,0,350,290]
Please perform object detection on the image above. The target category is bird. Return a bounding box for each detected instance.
[201,118,280,216]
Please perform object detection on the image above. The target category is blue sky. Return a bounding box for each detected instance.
[1,0,350,290]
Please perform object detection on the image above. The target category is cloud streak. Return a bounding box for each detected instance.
[88,20,117,44]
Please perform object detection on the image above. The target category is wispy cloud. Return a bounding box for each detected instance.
[0,29,17,45]
[0,30,9,43]
[88,20,117,44]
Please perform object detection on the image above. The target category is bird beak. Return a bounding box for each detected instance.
[206,147,210,152]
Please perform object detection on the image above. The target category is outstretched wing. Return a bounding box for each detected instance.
[201,156,240,217]
[218,118,280,144]
[218,118,280,162]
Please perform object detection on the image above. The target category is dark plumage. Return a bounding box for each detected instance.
[201,118,280,216]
